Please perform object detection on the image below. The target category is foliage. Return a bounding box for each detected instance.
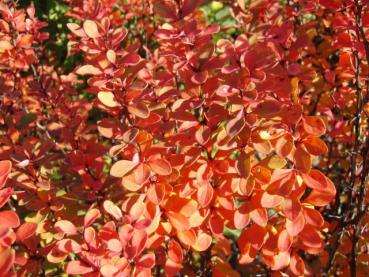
[0,0,369,276]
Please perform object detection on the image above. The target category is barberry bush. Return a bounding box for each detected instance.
[1,0,369,276]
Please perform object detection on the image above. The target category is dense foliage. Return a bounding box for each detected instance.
[0,0,369,276]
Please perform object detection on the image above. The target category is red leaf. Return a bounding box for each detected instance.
[128,229,147,258]
[197,183,214,208]
[182,0,203,16]
[16,222,37,241]
[290,253,305,276]
[0,188,13,209]
[238,224,267,250]
[209,214,224,235]
[65,260,94,275]
[282,198,302,221]
[0,160,11,189]
[165,258,182,277]
[54,220,77,236]
[57,239,82,254]
[84,208,101,227]
[286,211,305,236]
[136,253,155,269]
[0,248,15,274]
[277,229,292,251]
[0,210,20,229]
[195,125,211,145]
[226,109,245,138]
[153,0,178,19]
[168,240,183,264]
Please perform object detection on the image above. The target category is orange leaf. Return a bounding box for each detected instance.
[0,40,13,52]
[192,232,212,252]
[148,158,172,176]
[177,229,197,246]
[110,160,139,178]
[167,212,190,231]
[260,192,284,208]
[286,211,305,236]
[98,91,120,108]
[250,208,268,227]
[103,200,123,220]
[302,116,326,137]
[299,225,323,248]
[76,64,102,75]
[100,264,119,277]
[128,102,150,119]
[303,207,324,227]
[147,183,166,205]
[275,133,293,157]
[283,198,302,221]
[290,253,305,276]
[251,165,271,184]
[234,203,251,229]
[302,136,328,156]
[238,224,267,250]
[83,20,101,38]
[294,145,311,173]
[106,49,116,64]
[236,152,251,179]
[262,251,290,271]
[255,100,282,118]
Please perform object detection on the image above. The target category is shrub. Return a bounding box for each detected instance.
[0,0,368,276]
